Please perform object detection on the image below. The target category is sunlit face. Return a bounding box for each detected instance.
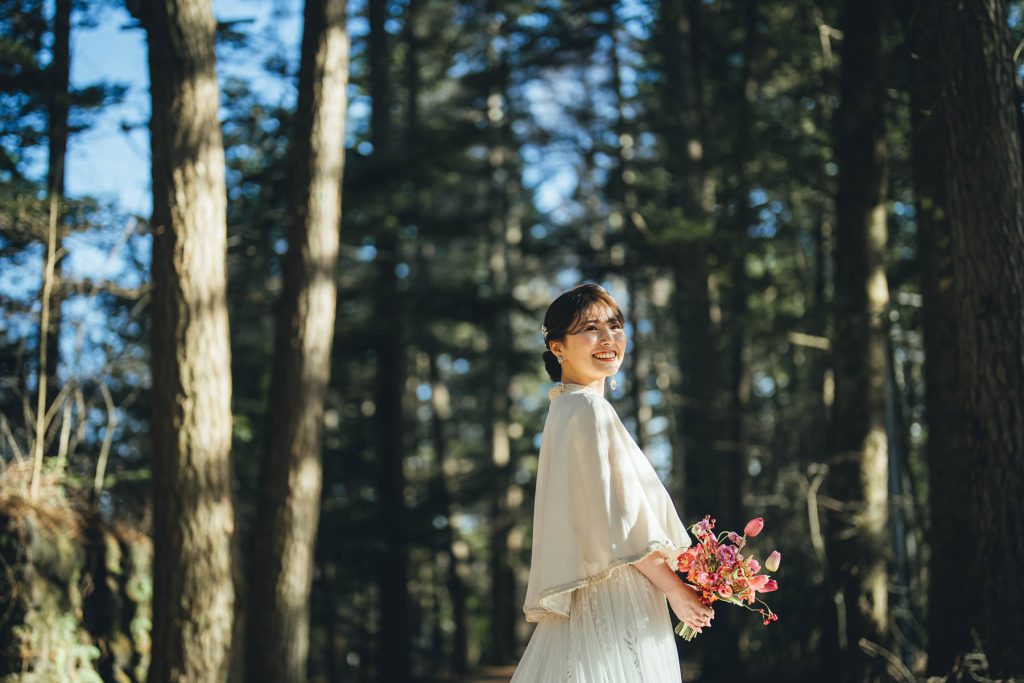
[549,304,627,386]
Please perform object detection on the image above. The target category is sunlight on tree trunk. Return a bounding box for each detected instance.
[134,0,237,679]
[245,0,349,680]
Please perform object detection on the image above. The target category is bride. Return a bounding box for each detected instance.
[510,283,714,682]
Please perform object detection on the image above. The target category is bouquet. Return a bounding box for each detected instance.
[674,515,780,641]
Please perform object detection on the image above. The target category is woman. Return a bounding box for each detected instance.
[510,283,714,682]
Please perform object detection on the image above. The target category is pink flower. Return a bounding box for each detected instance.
[747,574,770,590]
[744,517,765,537]
[765,551,781,572]
[747,559,760,573]
[718,583,733,598]
[760,579,778,593]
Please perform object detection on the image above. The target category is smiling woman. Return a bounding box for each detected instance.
[540,283,627,398]
[513,283,713,682]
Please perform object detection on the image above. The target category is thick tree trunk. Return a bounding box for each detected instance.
[244,0,349,680]
[368,0,411,678]
[823,0,890,674]
[137,0,236,680]
[902,1,971,674]
[912,1,1024,676]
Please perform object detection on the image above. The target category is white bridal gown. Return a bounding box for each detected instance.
[511,382,692,683]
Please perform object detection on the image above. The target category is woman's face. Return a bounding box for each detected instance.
[550,305,627,385]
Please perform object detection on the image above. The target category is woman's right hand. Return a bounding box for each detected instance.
[668,584,714,633]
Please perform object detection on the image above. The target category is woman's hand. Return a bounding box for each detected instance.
[668,584,714,634]
[632,551,715,633]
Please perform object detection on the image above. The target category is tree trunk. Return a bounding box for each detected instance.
[368,0,411,678]
[485,17,517,663]
[913,1,1024,676]
[244,0,349,680]
[136,0,236,680]
[905,0,974,671]
[823,0,890,674]
[658,0,722,525]
[902,0,971,673]
[43,0,71,406]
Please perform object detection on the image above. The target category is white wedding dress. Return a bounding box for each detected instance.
[511,383,691,683]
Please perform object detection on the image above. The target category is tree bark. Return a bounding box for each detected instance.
[368,0,411,678]
[658,0,722,525]
[911,1,1024,676]
[136,0,236,680]
[823,0,890,674]
[484,15,518,666]
[43,0,71,406]
[901,1,970,673]
[244,0,349,680]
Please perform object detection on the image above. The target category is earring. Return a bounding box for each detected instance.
[610,376,617,391]
[557,357,564,390]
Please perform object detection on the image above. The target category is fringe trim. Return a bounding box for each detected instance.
[523,539,690,623]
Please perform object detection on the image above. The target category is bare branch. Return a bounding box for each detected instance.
[93,382,117,500]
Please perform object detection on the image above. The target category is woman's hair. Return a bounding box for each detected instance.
[541,283,625,382]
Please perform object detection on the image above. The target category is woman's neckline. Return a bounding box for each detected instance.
[548,381,605,400]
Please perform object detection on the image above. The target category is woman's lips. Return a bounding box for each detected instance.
[592,351,619,363]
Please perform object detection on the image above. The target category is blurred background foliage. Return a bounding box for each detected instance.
[2,0,1024,681]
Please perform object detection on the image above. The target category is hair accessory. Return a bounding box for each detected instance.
[541,323,548,337]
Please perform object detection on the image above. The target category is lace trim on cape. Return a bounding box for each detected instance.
[523,539,688,622]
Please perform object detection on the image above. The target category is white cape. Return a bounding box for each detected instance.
[522,383,692,622]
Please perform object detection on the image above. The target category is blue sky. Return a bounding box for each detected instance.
[66,0,303,215]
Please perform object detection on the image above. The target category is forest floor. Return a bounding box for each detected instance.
[453,665,517,682]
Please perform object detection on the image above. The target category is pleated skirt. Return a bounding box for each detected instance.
[510,563,683,683]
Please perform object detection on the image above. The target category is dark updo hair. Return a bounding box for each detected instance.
[541,283,625,382]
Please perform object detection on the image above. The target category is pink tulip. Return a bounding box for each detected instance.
[748,574,770,590]
[744,517,765,537]
[760,579,778,593]
[765,551,781,572]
